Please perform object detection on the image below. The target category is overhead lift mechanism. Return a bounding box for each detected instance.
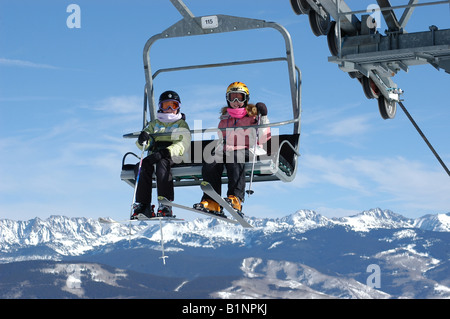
[290,0,450,175]
[290,0,450,119]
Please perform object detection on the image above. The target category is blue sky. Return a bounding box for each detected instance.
[0,0,449,221]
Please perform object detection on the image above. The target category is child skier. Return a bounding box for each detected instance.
[131,90,191,219]
[194,82,271,215]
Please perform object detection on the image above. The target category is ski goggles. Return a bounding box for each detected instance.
[226,92,247,103]
[159,100,180,111]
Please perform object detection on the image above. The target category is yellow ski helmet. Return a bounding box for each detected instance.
[226,82,250,105]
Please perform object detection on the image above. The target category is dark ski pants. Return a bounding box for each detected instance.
[202,149,249,202]
[135,156,174,204]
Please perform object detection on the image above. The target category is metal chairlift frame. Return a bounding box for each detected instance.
[120,0,302,188]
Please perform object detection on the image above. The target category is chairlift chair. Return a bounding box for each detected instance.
[120,0,302,189]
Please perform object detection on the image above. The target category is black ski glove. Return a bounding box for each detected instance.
[138,131,150,146]
[256,102,268,116]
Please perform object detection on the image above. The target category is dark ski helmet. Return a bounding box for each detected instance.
[159,90,181,104]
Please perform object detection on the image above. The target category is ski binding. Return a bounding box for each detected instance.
[200,181,253,228]
[157,196,239,225]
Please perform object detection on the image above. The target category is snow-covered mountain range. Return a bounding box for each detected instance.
[0,208,449,299]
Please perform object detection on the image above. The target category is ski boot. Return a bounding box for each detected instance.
[131,203,155,220]
[193,199,225,217]
[157,204,174,217]
[225,195,244,218]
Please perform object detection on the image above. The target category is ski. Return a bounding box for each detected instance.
[200,181,253,228]
[98,216,184,224]
[157,196,239,225]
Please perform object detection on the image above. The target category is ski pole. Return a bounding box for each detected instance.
[246,114,261,196]
[159,218,168,265]
[129,140,147,218]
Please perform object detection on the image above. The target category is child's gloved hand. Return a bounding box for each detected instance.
[138,131,150,146]
[256,102,267,116]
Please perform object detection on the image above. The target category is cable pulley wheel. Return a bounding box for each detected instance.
[327,21,340,56]
[378,97,397,119]
[362,77,381,100]
[290,0,310,15]
[309,9,331,36]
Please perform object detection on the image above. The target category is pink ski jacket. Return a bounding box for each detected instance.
[218,109,271,152]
